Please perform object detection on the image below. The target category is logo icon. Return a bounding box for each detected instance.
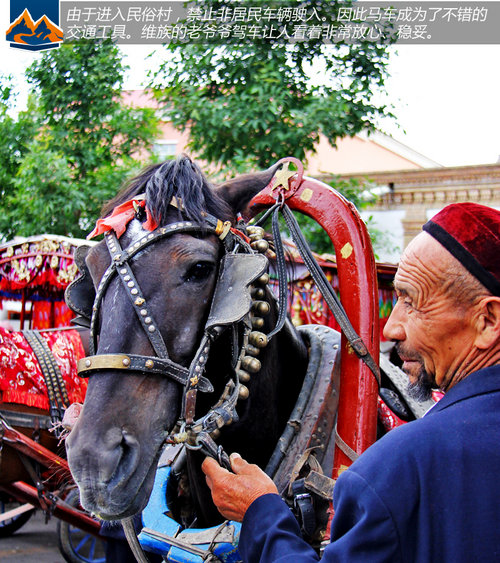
[6,0,63,51]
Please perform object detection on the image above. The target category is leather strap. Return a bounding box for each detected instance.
[281,204,381,387]
[292,479,316,538]
[78,354,213,393]
[334,423,359,462]
[266,205,288,341]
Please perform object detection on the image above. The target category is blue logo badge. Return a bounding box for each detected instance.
[6,0,63,51]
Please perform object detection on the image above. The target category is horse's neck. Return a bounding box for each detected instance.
[215,317,308,466]
[187,317,308,526]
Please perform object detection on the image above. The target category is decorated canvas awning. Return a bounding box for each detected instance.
[0,234,90,302]
[0,235,94,329]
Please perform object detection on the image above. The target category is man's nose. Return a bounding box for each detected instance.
[383,301,405,342]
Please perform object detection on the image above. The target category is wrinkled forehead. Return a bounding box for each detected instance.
[394,232,458,295]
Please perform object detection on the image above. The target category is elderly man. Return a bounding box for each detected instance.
[202,202,500,562]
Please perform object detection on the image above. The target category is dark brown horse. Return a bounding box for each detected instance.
[66,156,320,525]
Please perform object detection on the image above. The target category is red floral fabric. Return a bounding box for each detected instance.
[0,327,87,410]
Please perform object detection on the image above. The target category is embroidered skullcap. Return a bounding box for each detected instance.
[422,202,500,296]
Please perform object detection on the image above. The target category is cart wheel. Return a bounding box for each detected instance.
[57,489,106,563]
[0,495,34,537]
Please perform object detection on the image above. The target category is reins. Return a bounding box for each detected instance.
[256,199,381,387]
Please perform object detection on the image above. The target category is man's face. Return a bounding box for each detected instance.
[383,233,477,395]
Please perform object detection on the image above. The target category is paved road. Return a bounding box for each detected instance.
[0,508,108,563]
[0,509,63,563]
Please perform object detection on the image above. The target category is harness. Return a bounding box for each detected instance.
[66,208,273,460]
[65,166,382,563]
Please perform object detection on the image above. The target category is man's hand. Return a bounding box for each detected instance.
[201,452,279,522]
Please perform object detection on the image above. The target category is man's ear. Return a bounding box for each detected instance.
[474,297,500,349]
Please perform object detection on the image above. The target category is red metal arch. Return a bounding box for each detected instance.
[247,159,380,478]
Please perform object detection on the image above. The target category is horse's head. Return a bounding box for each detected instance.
[66,156,280,519]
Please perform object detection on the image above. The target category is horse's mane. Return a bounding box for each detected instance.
[101,155,233,224]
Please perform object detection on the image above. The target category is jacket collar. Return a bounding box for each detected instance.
[426,364,500,416]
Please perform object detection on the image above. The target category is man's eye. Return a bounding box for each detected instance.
[184,262,215,283]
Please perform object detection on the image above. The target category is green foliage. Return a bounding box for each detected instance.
[150,0,394,173]
[0,39,159,241]
[0,76,39,200]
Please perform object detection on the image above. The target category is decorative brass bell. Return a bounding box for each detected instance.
[251,240,269,253]
[252,301,270,316]
[251,287,266,299]
[237,369,251,383]
[251,316,265,329]
[246,344,260,357]
[238,385,250,400]
[249,331,268,348]
[241,356,261,373]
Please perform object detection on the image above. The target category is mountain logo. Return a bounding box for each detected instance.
[7,1,62,51]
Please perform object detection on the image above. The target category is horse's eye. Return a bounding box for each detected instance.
[184,262,215,283]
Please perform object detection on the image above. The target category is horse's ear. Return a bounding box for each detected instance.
[215,163,281,215]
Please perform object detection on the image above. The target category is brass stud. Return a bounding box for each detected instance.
[120,268,127,275]
[249,331,268,348]
[114,254,121,261]
[85,359,92,368]
[131,289,138,295]
[122,358,131,367]
[211,429,221,439]
[145,359,154,368]
[127,281,134,288]
[148,325,155,332]
[135,298,145,306]
[238,385,250,400]
[140,309,147,316]
[145,317,151,324]
[124,275,131,281]
[241,356,261,373]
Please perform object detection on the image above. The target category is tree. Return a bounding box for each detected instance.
[0,75,39,200]
[150,0,394,173]
[0,38,159,241]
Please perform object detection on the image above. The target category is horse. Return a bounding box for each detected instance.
[65,155,339,530]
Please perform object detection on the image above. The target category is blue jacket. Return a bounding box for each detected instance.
[240,365,500,562]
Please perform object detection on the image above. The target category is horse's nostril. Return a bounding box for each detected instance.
[91,428,141,485]
[111,430,140,482]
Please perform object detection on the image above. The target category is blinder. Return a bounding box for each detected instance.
[65,245,96,327]
[205,253,268,332]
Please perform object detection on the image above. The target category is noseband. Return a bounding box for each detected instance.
[68,208,271,452]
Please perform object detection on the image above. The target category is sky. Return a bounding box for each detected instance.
[2,1,500,168]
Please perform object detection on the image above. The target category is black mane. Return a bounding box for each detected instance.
[101,155,233,225]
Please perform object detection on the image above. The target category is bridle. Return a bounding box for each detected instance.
[68,206,271,460]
